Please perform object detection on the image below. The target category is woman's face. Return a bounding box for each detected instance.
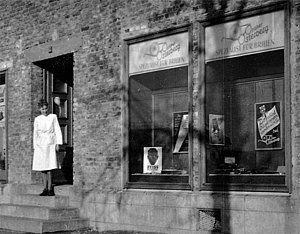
[40,105,48,116]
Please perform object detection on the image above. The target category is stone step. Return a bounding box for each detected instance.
[10,184,55,195]
[10,194,69,208]
[8,184,75,199]
[1,184,90,233]
[0,203,80,220]
[0,215,89,233]
[19,184,44,195]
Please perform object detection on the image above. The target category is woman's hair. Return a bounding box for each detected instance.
[38,99,48,108]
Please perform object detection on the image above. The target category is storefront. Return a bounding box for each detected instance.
[123,5,290,193]
[116,3,296,233]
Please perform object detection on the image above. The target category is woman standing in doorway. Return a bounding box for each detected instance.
[32,99,62,196]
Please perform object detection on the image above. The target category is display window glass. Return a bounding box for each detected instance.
[128,67,189,186]
[126,30,191,189]
[205,50,285,186]
[203,9,289,191]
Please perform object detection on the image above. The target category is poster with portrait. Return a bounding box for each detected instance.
[209,114,225,145]
[173,112,188,153]
[143,147,162,174]
[255,101,281,150]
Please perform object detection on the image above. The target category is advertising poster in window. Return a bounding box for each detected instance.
[173,112,188,153]
[255,102,281,150]
[209,114,225,145]
[0,85,5,106]
[143,147,162,174]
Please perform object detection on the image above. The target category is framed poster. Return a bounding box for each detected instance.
[0,85,5,106]
[209,114,225,145]
[255,101,281,150]
[143,147,162,174]
[173,112,188,153]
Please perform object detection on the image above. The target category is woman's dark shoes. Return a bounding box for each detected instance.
[39,186,55,196]
[48,186,55,196]
[39,188,48,196]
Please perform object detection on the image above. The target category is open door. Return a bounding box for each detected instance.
[35,53,73,184]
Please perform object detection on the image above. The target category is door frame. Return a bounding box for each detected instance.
[37,54,74,185]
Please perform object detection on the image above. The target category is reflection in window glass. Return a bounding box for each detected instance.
[205,50,285,185]
[53,79,67,93]
[53,98,67,118]
[60,125,68,145]
[129,67,189,184]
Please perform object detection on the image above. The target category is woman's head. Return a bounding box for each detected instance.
[38,99,48,115]
[38,99,48,108]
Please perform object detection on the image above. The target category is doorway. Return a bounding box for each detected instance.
[35,53,73,184]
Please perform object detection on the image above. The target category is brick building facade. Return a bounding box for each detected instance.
[0,0,300,233]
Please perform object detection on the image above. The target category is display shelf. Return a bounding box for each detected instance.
[208,173,285,184]
[130,173,189,183]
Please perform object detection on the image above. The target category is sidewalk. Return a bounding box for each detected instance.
[0,228,162,234]
[71,229,161,234]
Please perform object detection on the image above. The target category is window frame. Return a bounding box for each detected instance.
[198,3,291,192]
[122,25,193,190]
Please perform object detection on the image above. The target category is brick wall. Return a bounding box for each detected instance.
[290,1,300,194]
[1,0,300,233]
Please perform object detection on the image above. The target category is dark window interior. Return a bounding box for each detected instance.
[205,49,285,186]
[128,67,190,188]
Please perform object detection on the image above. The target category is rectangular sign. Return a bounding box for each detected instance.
[209,114,225,145]
[0,85,5,106]
[173,112,188,153]
[143,147,162,174]
[255,102,281,150]
[129,32,189,75]
[205,10,284,62]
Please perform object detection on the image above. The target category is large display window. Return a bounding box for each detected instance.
[125,29,191,189]
[203,8,290,191]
